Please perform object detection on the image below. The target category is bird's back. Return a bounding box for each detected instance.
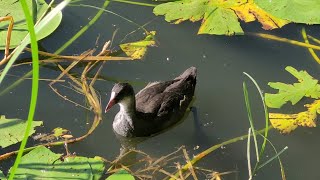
[135,67,197,119]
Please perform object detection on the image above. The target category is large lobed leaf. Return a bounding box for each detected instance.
[153,0,288,35]
[0,0,62,49]
[8,146,105,180]
[0,115,42,148]
[255,0,320,24]
[265,66,320,108]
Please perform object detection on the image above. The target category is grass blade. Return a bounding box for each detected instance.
[7,1,69,179]
[243,82,259,161]
[243,72,269,164]
[54,0,110,54]
[247,128,252,180]
[257,146,288,170]
[8,0,39,178]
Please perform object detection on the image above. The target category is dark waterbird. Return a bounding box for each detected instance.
[105,67,197,137]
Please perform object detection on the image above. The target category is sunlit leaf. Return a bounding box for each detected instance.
[53,127,69,137]
[0,115,42,148]
[295,100,320,127]
[107,169,135,180]
[9,146,105,180]
[33,127,73,142]
[269,100,320,134]
[120,31,156,59]
[0,0,62,49]
[269,113,298,134]
[255,0,320,24]
[231,0,288,30]
[265,66,320,108]
[153,0,288,35]
[199,7,243,35]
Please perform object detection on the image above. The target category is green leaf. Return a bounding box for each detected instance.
[9,146,105,180]
[153,0,292,35]
[107,169,135,180]
[0,170,6,180]
[53,127,69,137]
[0,115,42,148]
[0,0,62,49]
[265,66,320,108]
[153,0,244,35]
[154,0,208,23]
[120,31,156,59]
[255,0,320,24]
[199,7,242,35]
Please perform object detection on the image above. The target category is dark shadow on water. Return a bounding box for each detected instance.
[190,106,210,146]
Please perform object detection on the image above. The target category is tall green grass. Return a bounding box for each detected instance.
[7,1,70,179]
[243,72,287,179]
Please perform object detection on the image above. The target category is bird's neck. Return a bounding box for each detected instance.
[118,96,136,118]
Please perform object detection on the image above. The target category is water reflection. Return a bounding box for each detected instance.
[111,106,203,167]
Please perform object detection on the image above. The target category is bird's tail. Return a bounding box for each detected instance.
[175,66,197,80]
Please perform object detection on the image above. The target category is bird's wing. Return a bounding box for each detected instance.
[157,92,185,117]
[135,80,177,113]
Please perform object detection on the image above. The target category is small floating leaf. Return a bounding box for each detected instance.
[265,66,320,108]
[0,115,42,148]
[0,0,62,49]
[107,169,135,180]
[120,31,156,59]
[9,146,105,180]
[34,127,73,142]
[53,127,69,137]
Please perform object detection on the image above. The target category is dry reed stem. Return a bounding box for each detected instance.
[182,148,198,180]
[301,28,320,64]
[307,35,320,44]
[252,33,320,50]
[159,169,180,180]
[0,42,108,160]
[24,47,132,61]
[0,16,14,66]
[176,162,184,180]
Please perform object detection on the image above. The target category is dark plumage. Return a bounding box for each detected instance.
[105,67,197,137]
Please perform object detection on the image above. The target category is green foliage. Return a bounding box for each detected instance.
[8,0,41,179]
[265,66,320,108]
[7,146,105,180]
[154,0,320,35]
[0,115,42,148]
[153,0,243,35]
[266,67,320,134]
[0,0,62,49]
[255,0,320,24]
[154,0,208,23]
[53,127,69,137]
[120,31,156,59]
[107,169,135,180]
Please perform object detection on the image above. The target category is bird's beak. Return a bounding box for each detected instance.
[105,92,116,113]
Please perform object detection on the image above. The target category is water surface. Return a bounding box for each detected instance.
[1,1,320,179]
